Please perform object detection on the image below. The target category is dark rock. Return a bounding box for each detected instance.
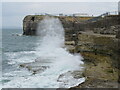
[93,25,120,35]
[19,61,49,74]
[116,29,120,39]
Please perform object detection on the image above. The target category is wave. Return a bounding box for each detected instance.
[3,16,85,88]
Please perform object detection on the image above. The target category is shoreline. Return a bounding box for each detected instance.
[70,52,119,88]
[65,31,119,88]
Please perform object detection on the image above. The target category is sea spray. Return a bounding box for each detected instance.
[35,16,85,87]
[3,16,85,88]
[36,16,65,48]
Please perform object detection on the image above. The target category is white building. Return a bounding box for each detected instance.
[73,13,89,17]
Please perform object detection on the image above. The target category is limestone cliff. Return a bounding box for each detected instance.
[23,15,92,41]
[23,15,120,88]
[23,15,120,40]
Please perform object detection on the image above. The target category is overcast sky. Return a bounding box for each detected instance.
[2,2,119,28]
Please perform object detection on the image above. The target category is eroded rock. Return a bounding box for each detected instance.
[19,61,49,75]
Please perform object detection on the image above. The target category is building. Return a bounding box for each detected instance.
[59,13,63,16]
[73,13,89,17]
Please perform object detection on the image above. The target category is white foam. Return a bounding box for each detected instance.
[3,16,85,88]
[5,51,37,64]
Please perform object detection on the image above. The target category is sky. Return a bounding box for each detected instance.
[1,1,119,28]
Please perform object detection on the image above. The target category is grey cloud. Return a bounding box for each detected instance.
[2,2,118,28]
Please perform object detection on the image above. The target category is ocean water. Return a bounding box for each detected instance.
[2,17,85,88]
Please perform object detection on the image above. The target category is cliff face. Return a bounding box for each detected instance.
[23,15,43,35]
[23,15,92,41]
[23,15,120,39]
[23,14,120,70]
[75,32,119,68]
[23,15,120,87]
[70,32,119,88]
[73,16,120,87]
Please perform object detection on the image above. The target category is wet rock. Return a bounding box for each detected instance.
[57,71,84,83]
[65,45,75,53]
[19,61,49,74]
[72,77,119,88]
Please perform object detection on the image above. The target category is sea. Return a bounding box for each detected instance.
[1,17,85,88]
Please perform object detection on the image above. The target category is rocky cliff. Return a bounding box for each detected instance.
[23,15,92,41]
[23,15,120,40]
[68,31,119,88]
[23,15,92,34]
[23,15,120,88]
[72,15,120,88]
